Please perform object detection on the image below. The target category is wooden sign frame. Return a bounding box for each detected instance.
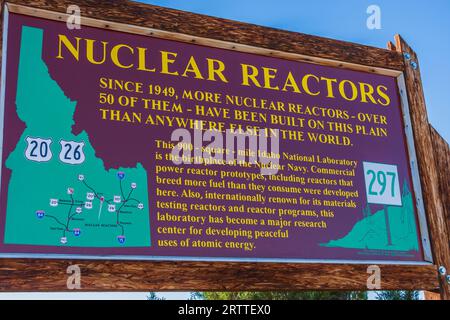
[0,0,448,298]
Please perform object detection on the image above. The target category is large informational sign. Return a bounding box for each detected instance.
[0,12,428,263]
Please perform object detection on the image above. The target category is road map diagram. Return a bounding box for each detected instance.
[37,171,145,245]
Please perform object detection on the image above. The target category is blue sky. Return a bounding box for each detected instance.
[138,0,450,142]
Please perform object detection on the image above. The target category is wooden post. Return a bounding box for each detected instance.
[392,35,450,300]
[424,291,441,300]
[430,127,450,238]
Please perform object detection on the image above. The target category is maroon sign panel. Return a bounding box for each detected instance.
[0,13,426,262]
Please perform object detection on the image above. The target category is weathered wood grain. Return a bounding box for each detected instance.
[424,290,441,300]
[393,35,450,299]
[5,0,404,71]
[430,127,450,247]
[6,3,402,77]
[0,259,439,291]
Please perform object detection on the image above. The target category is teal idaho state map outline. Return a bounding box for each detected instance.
[3,26,151,247]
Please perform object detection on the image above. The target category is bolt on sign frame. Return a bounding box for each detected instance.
[0,0,448,298]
